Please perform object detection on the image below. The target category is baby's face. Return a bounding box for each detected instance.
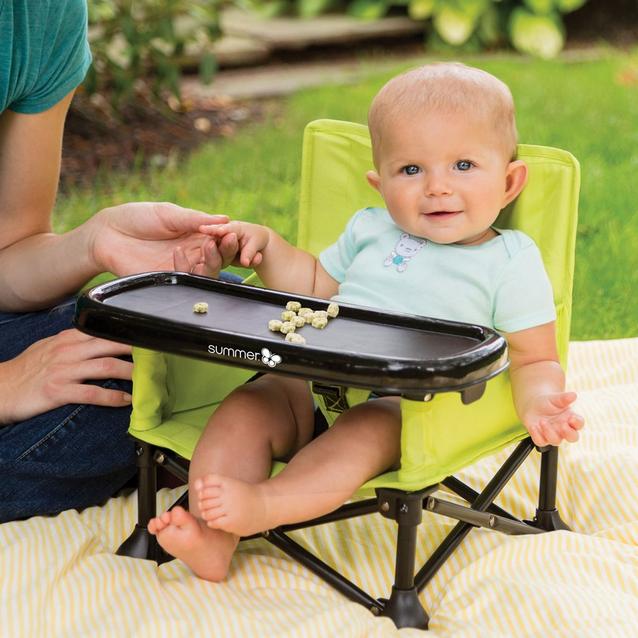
[367,109,526,245]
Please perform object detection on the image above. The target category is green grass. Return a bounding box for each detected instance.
[55,50,638,341]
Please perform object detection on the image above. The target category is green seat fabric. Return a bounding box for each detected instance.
[129,119,579,493]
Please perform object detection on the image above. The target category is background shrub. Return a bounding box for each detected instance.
[85,0,222,105]
[246,0,589,58]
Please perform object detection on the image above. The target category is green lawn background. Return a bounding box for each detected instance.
[56,51,638,340]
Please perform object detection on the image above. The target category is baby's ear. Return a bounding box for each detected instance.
[366,170,382,194]
[503,160,528,207]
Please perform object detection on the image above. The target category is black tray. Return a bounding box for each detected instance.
[74,272,508,401]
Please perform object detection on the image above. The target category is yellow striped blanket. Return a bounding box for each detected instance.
[1,339,637,637]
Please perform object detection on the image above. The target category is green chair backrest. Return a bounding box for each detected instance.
[296,119,580,364]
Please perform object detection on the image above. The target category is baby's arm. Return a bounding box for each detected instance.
[199,221,338,297]
[507,322,584,447]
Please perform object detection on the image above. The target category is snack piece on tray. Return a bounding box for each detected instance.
[285,332,306,345]
[311,315,328,329]
[268,319,283,332]
[298,307,314,323]
[293,315,306,328]
[327,302,340,318]
[280,321,296,334]
[281,310,297,322]
[286,300,302,312]
[192,302,208,314]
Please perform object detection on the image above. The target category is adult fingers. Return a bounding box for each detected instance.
[218,233,239,269]
[158,204,229,230]
[173,246,193,272]
[55,330,132,360]
[68,357,134,382]
[199,238,223,276]
[60,382,132,408]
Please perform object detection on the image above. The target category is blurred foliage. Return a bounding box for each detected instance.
[85,0,222,105]
[246,0,589,57]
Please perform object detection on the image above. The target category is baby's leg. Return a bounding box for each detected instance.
[148,375,315,581]
[198,397,401,536]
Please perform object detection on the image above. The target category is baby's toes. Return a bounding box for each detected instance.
[148,518,160,534]
[198,484,223,499]
[194,473,224,491]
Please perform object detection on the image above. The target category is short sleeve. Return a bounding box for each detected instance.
[10,0,92,114]
[318,210,365,283]
[493,241,556,333]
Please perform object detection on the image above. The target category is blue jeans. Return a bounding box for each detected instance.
[0,297,137,522]
[0,272,243,522]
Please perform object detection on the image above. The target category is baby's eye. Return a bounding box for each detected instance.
[401,165,420,176]
[455,160,474,171]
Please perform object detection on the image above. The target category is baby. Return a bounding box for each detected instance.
[148,62,584,581]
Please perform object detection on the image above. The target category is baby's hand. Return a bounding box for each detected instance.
[522,391,585,447]
[199,221,269,268]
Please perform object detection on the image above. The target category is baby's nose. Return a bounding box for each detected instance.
[424,171,452,196]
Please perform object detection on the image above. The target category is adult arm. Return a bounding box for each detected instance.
[0,91,233,311]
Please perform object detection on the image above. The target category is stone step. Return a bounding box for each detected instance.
[220,8,423,50]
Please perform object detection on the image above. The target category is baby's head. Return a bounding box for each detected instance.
[369,62,518,164]
[366,62,527,246]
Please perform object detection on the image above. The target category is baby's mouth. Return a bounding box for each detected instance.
[425,210,461,217]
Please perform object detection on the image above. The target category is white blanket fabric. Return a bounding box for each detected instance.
[1,339,637,637]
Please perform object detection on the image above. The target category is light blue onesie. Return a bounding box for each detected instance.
[319,207,556,333]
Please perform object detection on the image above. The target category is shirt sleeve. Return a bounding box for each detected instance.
[10,0,92,114]
[492,240,556,333]
[318,209,365,283]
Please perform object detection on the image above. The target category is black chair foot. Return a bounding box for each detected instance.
[527,508,571,532]
[381,587,429,629]
[116,524,170,562]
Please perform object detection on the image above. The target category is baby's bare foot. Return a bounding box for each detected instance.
[195,474,274,537]
[147,506,238,582]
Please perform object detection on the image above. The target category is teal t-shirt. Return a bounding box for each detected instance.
[319,207,556,333]
[0,0,92,114]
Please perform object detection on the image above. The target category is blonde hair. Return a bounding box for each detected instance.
[368,62,518,163]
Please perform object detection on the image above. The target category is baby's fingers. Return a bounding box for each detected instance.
[199,221,240,237]
[527,421,549,447]
[549,391,577,410]
[568,413,585,431]
[239,235,264,267]
[557,419,579,443]
[538,418,563,447]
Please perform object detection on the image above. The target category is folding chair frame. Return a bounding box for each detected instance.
[118,436,568,629]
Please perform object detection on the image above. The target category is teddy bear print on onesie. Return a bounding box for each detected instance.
[384,233,427,272]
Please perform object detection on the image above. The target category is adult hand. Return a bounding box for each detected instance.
[0,329,134,424]
[88,202,231,278]
[173,233,239,276]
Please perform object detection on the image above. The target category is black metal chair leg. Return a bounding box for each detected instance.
[117,440,163,560]
[530,446,570,531]
[378,489,431,629]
